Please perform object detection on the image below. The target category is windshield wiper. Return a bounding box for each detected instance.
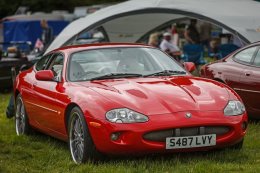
[143,70,186,77]
[90,73,143,81]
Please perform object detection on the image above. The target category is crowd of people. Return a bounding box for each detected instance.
[147,19,200,62]
[147,19,243,64]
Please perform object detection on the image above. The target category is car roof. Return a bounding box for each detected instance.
[50,43,154,54]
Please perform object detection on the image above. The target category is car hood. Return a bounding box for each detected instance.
[78,76,230,115]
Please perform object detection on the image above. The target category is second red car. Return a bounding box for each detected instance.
[200,42,260,119]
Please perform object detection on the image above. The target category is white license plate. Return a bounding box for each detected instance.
[166,134,216,149]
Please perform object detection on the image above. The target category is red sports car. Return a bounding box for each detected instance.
[14,43,247,164]
[200,42,260,119]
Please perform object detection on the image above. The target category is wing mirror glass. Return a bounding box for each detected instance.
[183,62,196,72]
[35,70,54,81]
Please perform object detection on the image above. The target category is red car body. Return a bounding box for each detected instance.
[200,42,260,119]
[14,43,247,162]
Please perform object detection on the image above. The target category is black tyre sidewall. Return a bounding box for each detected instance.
[15,94,30,135]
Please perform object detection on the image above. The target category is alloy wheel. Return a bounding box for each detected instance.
[69,112,85,164]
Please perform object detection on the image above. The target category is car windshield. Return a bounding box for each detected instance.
[68,47,186,82]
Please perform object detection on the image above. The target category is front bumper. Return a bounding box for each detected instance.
[86,111,247,155]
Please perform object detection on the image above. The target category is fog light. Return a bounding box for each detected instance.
[111,132,120,141]
[241,121,248,130]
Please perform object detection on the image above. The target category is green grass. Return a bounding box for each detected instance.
[0,93,260,173]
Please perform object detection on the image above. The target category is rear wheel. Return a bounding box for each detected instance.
[68,107,103,164]
[15,94,31,135]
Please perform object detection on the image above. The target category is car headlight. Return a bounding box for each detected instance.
[106,108,148,123]
[224,100,245,116]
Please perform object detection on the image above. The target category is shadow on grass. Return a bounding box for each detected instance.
[249,119,260,124]
[28,130,68,150]
[5,118,253,167]
[0,88,12,94]
[21,130,249,166]
[104,148,249,164]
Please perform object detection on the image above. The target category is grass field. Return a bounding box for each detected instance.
[0,92,260,173]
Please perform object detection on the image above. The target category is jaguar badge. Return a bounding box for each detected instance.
[185,112,192,118]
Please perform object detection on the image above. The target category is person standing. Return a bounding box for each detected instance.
[148,33,159,48]
[40,19,53,49]
[200,22,212,48]
[184,19,200,44]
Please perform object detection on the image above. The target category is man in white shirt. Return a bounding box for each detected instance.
[160,32,180,60]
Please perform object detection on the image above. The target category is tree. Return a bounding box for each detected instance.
[0,0,125,19]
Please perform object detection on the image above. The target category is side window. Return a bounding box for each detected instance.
[233,46,257,64]
[253,48,260,67]
[63,27,108,46]
[46,54,64,81]
[35,55,52,71]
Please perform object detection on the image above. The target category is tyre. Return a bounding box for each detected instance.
[15,94,31,135]
[68,107,103,164]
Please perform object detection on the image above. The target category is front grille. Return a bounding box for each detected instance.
[143,126,230,142]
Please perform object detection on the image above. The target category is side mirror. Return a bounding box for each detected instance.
[183,62,196,72]
[35,70,54,81]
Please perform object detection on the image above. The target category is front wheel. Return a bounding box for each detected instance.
[15,94,31,135]
[68,107,103,164]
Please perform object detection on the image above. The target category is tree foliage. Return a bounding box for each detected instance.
[0,0,125,19]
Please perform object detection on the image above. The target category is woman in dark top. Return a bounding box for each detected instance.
[184,19,200,44]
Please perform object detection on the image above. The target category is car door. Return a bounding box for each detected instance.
[221,46,257,90]
[23,54,52,122]
[236,46,260,117]
[32,53,65,132]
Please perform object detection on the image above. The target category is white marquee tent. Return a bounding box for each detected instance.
[46,0,260,53]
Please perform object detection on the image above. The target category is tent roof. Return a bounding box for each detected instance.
[46,0,260,53]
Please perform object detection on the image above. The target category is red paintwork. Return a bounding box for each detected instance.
[183,62,196,72]
[15,43,247,155]
[200,42,260,119]
[35,70,55,81]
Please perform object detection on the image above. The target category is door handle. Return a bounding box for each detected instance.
[245,72,250,76]
[244,70,252,76]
